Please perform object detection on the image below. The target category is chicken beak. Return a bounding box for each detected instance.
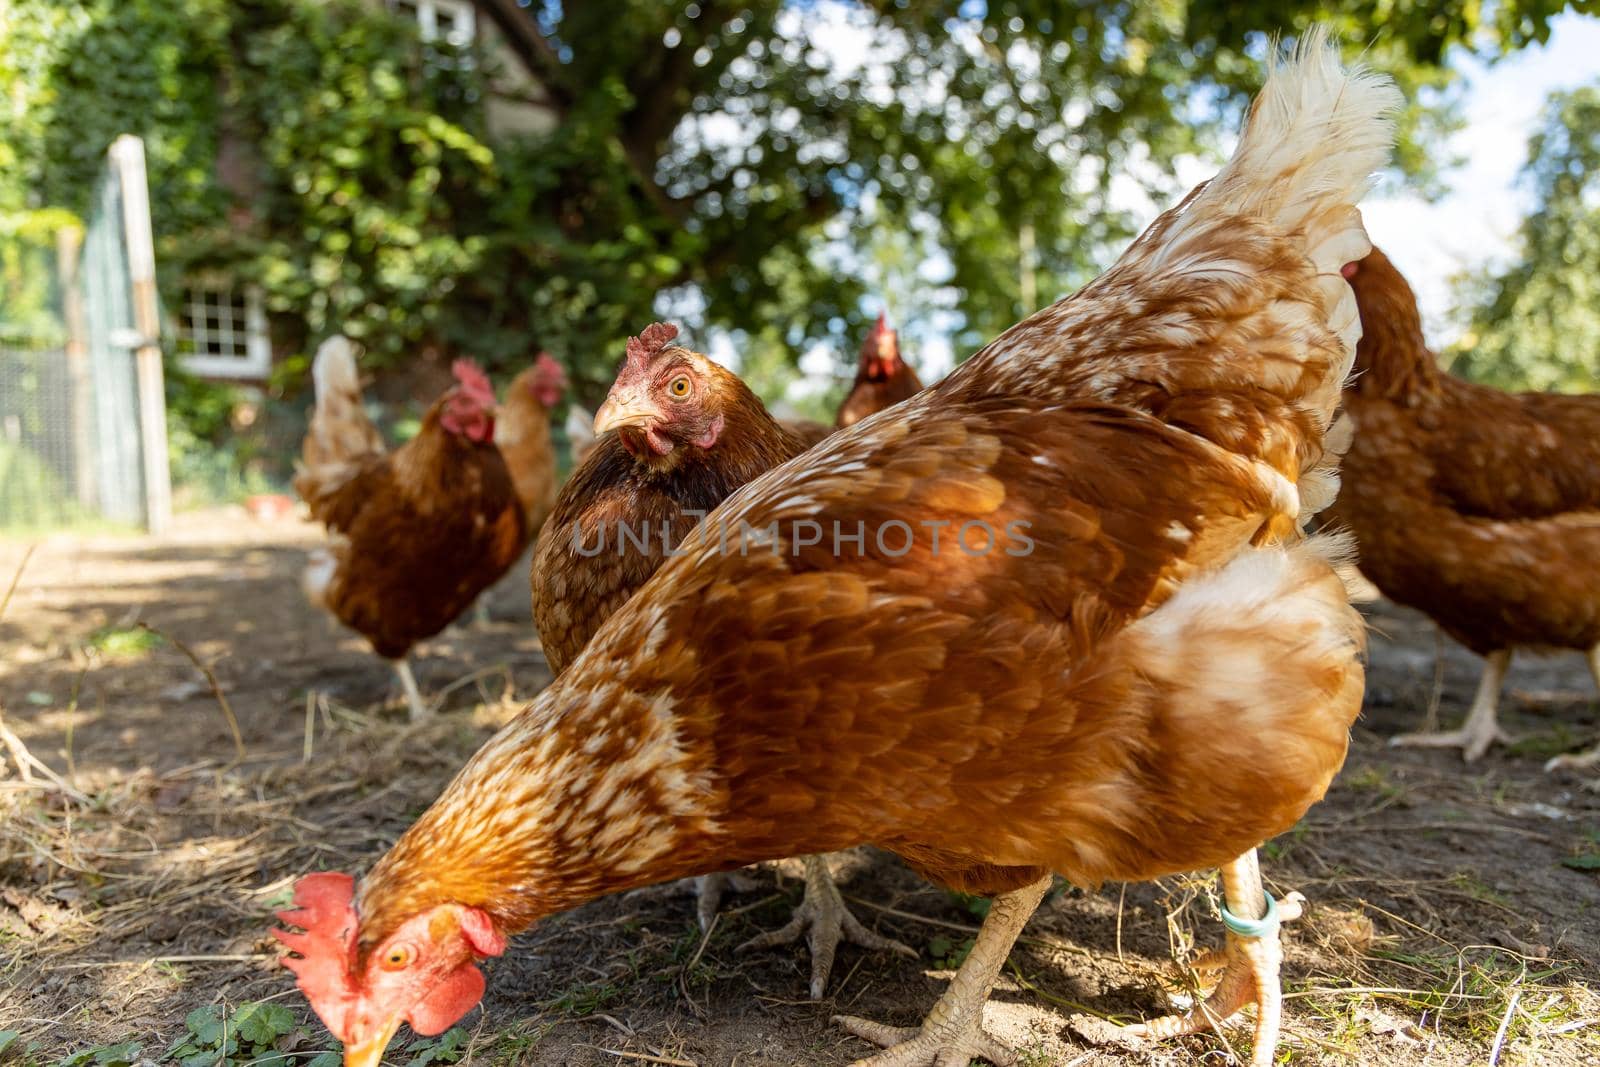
[593,390,659,435]
[342,1018,401,1067]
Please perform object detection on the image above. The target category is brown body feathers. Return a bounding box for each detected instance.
[1327,249,1600,656]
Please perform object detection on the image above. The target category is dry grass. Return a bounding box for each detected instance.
[1,516,1597,1065]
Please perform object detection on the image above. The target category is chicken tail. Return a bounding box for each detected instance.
[294,336,385,506]
[1196,27,1401,429]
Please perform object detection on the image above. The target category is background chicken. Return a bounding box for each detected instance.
[495,352,567,535]
[836,312,924,428]
[279,35,1391,1067]
[532,324,912,996]
[294,339,531,720]
[1327,248,1600,769]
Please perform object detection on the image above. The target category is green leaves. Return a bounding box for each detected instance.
[6,0,1576,411]
[1450,82,1600,392]
[164,999,315,1067]
[402,1029,468,1066]
[54,1043,144,1067]
[230,1002,298,1047]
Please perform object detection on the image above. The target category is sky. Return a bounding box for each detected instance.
[736,8,1600,401]
[1366,12,1600,341]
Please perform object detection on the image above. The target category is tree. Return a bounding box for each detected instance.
[1449,82,1600,392]
[4,0,1584,400]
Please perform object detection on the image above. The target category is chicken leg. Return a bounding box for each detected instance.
[1390,648,1511,761]
[1125,849,1301,1067]
[691,869,763,930]
[834,873,1050,1067]
[393,657,430,721]
[739,853,917,999]
[1544,644,1600,776]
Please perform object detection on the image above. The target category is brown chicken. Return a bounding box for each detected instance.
[1328,248,1600,768]
[495,352,567,535]
[531,325,912,995]
[280,34,1391,1067]
[836,312,925,428]
[295,339,529,720]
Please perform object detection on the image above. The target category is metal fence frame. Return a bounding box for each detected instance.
[0,134,171,534]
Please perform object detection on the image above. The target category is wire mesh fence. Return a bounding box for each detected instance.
[0,135,168,533]
[0,341,93,530]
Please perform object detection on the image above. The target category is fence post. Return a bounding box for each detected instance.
[110,135,172,535]
[55,226,97,512]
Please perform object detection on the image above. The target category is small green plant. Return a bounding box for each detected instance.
[926,934,975,970]
[87,624,162,659]
[1564,830,1600,872]
[941,889,991,920]
[1343,765,1401,799]
[1447,870,1511,908]
[54,1043,143,1067]
[1509,725,1584,761]
[400,1029,467,1066]
[164,1002,333,1067]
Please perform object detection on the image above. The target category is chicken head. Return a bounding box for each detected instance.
[593,322,727,462]
[274,872,505,1067]
[440,359,498,443]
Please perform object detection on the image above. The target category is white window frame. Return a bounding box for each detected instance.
[176,284,272,380]
[393,0,476,47]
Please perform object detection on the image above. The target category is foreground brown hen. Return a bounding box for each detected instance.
[532,329,912,995]
[1328,248,1600,767]
[279,33,1393,1067]
[295,341,535,720]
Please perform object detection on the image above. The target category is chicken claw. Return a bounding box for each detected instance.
[1126,850,1302,1067]
[1543,647,1600,778]
[834,874,1050,1067]
[693,869,763,931]
[1544,745,1600,775]
[1389,648,1510,761]
[738,854,917,999]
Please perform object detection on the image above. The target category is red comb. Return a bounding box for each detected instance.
[273,872,359,1012]
[624,322,679,370]
[865,313,899,369]
[533,352,566,382]
[451,359,496,405]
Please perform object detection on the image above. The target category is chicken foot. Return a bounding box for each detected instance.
[834,873,1050,1067]
[1390,648,1511,761]
[739,853,917,999]
[1125,849,1301,1067]
[692,869,763,930]
[1544,644,1600,778]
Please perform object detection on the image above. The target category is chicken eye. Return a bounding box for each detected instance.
[667,376,692,400]
[381,943,416,971]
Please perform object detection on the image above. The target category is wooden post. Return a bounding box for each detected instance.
[55,226,96,511]
[110,135,172,535]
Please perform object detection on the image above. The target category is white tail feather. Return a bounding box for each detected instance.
[1199,28,1401,424]
[296,334,384,502]
[565,404,597,460]
[311,335,362,409]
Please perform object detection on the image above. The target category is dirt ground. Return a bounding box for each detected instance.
[2,509,1597,1066]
